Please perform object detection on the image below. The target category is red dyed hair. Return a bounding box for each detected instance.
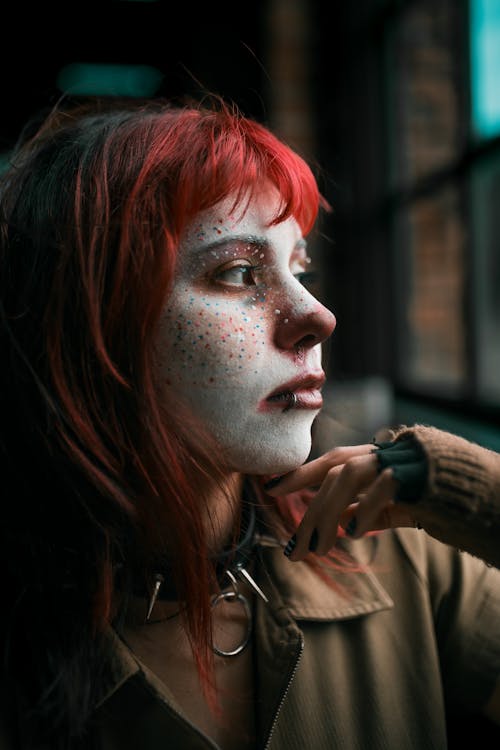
[0,95,334,736]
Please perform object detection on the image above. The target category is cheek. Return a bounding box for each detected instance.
[156,295,274,386]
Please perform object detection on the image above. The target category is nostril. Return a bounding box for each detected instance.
[295,334,317,348]
[274,304,335,352]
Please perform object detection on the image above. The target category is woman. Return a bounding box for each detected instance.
[1,96,500,750]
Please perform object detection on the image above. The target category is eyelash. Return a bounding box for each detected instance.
[213,263,263,287]
[211,263,318,289]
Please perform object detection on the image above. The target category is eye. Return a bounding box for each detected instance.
[213,263,260,288]
[294,269,319,288]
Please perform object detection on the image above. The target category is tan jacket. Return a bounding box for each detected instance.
[93,528,500,749]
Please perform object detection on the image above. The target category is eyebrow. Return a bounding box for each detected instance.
[192,234,308,256]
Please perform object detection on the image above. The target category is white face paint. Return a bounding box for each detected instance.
[155,187,336,475]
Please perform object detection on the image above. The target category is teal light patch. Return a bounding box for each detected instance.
[0,151,12,175]
[57,63,163,97]
[470,0,500,138]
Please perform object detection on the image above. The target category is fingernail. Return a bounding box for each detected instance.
[283,534,297,558]
[345,517,357,537]
[308,528,319,552]
[264,475,285,491]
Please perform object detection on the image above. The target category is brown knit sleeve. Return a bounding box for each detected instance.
[391,424,500,568]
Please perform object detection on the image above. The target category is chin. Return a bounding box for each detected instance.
[226,435,313,476]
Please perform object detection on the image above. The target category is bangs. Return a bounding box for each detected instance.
[143,105,328,238]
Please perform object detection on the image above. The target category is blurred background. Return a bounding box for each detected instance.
[2,0,499,450]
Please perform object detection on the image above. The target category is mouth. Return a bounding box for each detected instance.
[261,372,326,413]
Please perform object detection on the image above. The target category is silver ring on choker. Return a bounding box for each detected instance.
[211,591,252,657]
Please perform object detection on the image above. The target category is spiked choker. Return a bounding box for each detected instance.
[137,483,268,657]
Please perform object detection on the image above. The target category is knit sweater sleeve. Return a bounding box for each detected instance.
[391,424,500,568]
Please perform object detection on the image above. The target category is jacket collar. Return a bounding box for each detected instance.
[95,628,141,709]
[256,534,393,621]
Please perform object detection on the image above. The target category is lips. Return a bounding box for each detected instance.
[261,371,326,412]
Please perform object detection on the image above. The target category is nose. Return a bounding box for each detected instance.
[273,284,336,352]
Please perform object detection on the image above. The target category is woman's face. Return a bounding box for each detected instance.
[155,187,336,475]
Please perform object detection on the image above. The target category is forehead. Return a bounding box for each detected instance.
[179,188,303,257]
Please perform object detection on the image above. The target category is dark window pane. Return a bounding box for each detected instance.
[394,186,467,391]
[470,153,500,403]
[387,0,465,191]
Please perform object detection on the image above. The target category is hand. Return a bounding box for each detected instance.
[264,444,421,561]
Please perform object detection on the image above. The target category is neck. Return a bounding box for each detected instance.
[123,474,258,622]
[205,472,246,554]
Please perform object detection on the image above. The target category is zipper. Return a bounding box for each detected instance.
[262,633,304,750]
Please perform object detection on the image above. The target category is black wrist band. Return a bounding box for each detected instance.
[373,436,428,503]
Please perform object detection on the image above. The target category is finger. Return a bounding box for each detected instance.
[376,504,420,530]
[341,502,420,534]
[286,466,348,560]
[338,502,360,530]
[287,453,379,560]
[346,468,397,538]
[345,469,420,537]
[264,443,375,496]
